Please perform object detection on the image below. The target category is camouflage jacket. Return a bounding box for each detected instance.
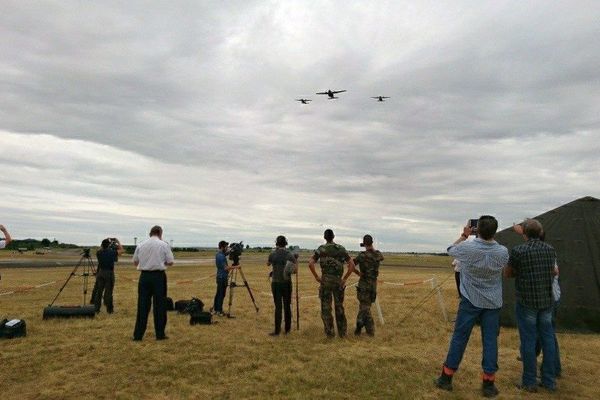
[354,249,384,283]
[314,243,350,277]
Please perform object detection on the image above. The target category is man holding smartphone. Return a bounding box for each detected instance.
[435,216,508,398]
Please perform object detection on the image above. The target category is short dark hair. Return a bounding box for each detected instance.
[523,219,543,239]
[324,229,334,242]
[149,225,162,237]
[276,235,287,247]
[477,215,498,240]
[218,240,228,249]
[101,239,110,249]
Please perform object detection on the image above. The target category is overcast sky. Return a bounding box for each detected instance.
[1,1,599,251]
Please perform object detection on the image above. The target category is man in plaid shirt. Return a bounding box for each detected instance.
[505,219,558,392]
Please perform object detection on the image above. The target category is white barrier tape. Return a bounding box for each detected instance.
[380,277,434,287]
[0,280,57,297]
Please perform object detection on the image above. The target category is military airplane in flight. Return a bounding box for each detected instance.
[316,89,347,99]
[295,99,312,104]
[372,96,390,102]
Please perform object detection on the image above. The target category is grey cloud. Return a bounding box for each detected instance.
[1,2,599,251]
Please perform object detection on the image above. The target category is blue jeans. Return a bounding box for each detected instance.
[213,276,228,312]
[535,301,561,376]
[444,296,500,374]
[516,302,556,389]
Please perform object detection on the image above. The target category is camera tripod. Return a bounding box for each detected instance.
[48,249,97,306]
[226,265,259,318]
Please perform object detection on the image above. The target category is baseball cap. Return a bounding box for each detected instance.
[360,235,373,247]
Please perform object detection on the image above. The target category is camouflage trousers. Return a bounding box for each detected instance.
[356,280,377,335]
[319,275,347,337]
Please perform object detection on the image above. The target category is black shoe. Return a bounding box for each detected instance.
[132,337,142,342]
[434,371,453,391]
[538,382,556,392]
[107,309,114,314]
[515,383,537,393]
[269,332,280,337]
[482,380,499,398]
[156,336,169,341]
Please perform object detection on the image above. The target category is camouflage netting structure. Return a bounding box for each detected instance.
[495,196,600,332]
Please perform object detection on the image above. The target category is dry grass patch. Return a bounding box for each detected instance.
[0,251,596,399]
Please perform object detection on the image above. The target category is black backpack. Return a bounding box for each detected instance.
[184,297,204,315]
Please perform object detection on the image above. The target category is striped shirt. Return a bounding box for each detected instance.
[447,238,509,309]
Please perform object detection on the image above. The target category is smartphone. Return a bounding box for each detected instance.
[469,219,478,235]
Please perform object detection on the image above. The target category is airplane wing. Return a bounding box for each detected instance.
[316,92,328,95]
[383,96,390,99]
[332,90,346,94]
[371,97,379,99]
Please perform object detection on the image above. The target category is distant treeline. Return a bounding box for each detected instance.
[2,238,78,251]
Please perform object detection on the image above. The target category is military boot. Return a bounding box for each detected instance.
[354,322,363,336]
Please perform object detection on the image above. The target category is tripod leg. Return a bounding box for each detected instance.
[238,268,259,313]
[49,256,83,306]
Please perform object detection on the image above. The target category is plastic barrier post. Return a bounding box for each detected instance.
[375,297,385,325]
[431,277,449,322]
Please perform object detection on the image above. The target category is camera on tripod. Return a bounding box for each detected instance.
[228,241,244,266]
[81,248,91,258]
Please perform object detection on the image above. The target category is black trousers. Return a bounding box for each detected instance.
[133,270,167,340]
[455,271,461,298]
[272,281,292,333]
[93,269,115,312]
[213,277,228,313]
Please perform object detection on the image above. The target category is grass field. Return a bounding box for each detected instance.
[0,251,597,399]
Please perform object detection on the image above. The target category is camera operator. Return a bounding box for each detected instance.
[93,237,123,314]
[0,224,13,281]
[435,216,508,398]
[211,240,237,316]
[132,226,174,341]
[267,235,297,336]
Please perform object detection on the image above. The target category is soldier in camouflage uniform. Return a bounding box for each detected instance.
[308,229,356,337]
[352,234,384,336]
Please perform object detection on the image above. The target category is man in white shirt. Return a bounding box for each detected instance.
[132,225,174,341]
[0,225,12,282]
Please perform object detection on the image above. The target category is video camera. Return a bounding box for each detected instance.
[228,241,244,266]
[81,248,91,258]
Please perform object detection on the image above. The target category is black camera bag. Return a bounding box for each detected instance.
[190,311,212,325]
[175,300,191,313]
[0,318,27,339]
[176,298,204,314]
[165,297,174,311]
